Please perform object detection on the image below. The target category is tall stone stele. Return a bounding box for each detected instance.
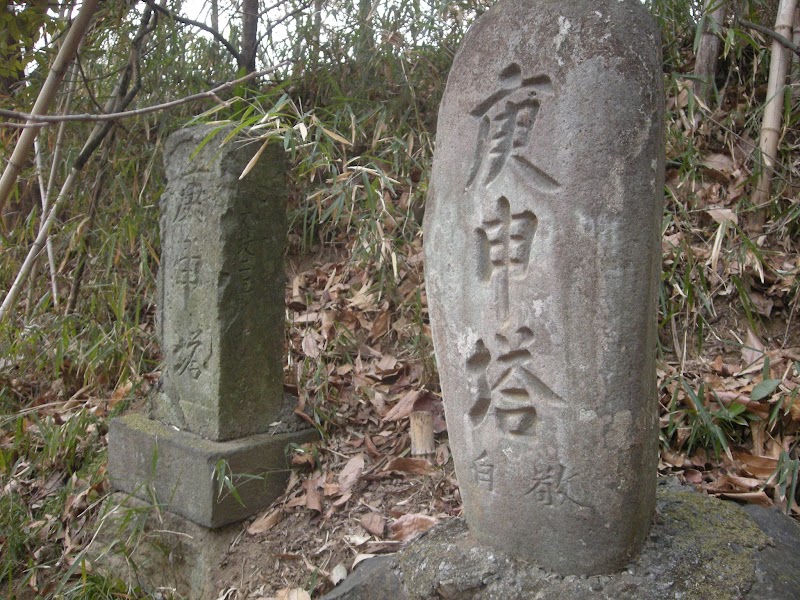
[424,0,664,575]
[108,126,317,528]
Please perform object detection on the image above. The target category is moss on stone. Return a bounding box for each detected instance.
[652,488,769,600]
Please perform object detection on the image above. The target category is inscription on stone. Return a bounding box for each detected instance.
[171,329,205,379]
[466,63,559,191]
[472,451,494,491]
[425,0,664,575]
[174,239,202,291]
[151,125,288,442]
[173,181,204,224]
[238,209,256,294]
[107,125,321,535]
[525,461,587,509]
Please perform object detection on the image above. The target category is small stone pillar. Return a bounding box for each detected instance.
[424,0,664,574]
[108,125,317,528]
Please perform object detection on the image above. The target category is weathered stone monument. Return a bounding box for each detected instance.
[424,0,664,575]
[107,125,317,530]
[323,3,800,597]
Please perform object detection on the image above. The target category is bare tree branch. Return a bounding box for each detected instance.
[747,0,797,234]
[0,4,156,322]
[0,64,287,126]
[0,0,101,226]
[257,2,314,47]
[142,0,242,64]
[739,18,800,56]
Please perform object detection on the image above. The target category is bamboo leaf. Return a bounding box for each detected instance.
[751,379,782,401]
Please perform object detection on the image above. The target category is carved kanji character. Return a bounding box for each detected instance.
[466,63,559,190]
[173,329,203,379]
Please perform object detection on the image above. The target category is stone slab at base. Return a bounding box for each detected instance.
[90,493,240,599]
[322,479,800,600]
[108,413,318,528]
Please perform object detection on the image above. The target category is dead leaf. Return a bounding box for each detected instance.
[276,588,312,600]
[302,477,323,512]
[661,450,686,467]
[371,310,390,340]
[109,380,133,408]
[352,553,377,569]
[684,469,703,484]
[435,443,450,466]
[734,451,778,478]
[365,434,382,459]
[740,329,766,374]
[291,448,315,468]
[706,208,738,225]
[338,454,365,494]
[702,153,735,181]
[329,563,348,585]
[286,495,306,508]
[344,533,370,545]
[726,474,764,490]
[360,512,385,537]
[748,291,773,317]
[302,330,321,358]
[718,491,773,506]
[790,397,800,422]
[333,491,352,507]
[375,354,398,373]
[384,457,435,475]
[383,390,423,422]
[389,513,439,542]
[247,510,283,535]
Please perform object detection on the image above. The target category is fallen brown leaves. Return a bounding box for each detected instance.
[220,239,457,598]
[659,319,799,516]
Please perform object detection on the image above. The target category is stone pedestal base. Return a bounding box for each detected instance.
[89,493,240,599]
[108,413,318,528]
[323,479,800,600]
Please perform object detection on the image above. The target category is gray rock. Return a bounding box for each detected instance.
[322,481,800,600]
[108,412,317,528]
[423,0,664,574]
[152,125,287,442]
[89,492,242,599]
[322,556,405,600]
[107,125,318,529]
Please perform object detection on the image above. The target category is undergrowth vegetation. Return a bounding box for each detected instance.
[0,0,799,596]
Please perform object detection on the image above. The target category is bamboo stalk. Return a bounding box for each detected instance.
[29,138,60,311]
[749,0,798,233]
[410,411,435,459]
[1,170,79,321]
[695,0,729,108]
[0,0,100,223]
[793,8,800,100]
[0,6,156,322]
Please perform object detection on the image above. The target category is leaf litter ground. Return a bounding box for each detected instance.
[2,83,800,598]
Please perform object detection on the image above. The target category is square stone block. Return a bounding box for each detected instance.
[108,413,318,528]
[89,492,241,598]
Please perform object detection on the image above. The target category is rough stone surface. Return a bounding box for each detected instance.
[322,556,404,600]
[108,413,318,528]
[322,480,800,600]
[423,0,664,574]
[89,493,241,599]
[151,125,286,442]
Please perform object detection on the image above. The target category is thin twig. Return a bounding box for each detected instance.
[0,6,156,322]
[738,18,800,56]
[0,64,288,126]
[0,0,101,224]
[33,138,60,309]
[257,5,313,47]
[142,0,242,63]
